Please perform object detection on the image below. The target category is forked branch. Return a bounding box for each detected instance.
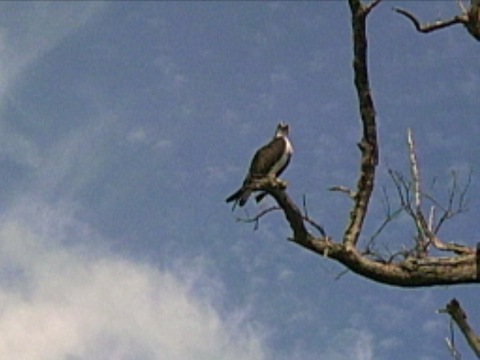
[279,0,477,287]
[342,0,379,249]
[231,0,479,288]
[388,130,473,256]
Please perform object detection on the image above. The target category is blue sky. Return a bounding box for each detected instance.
[0,2,478,359]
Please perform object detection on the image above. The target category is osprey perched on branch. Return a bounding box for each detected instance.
[225,122,293,208]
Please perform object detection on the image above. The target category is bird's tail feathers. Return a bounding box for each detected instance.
[225,187,252,209]
[225,188,242,203]
[238,189,251,207]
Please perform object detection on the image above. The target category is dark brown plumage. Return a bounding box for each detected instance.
[225,123,292,208]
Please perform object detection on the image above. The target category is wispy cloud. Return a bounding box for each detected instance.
[0,2,104,97]
[0,199,269,360]
[0,2,106,174]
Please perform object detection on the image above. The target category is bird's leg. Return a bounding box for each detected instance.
[249,174,287,192]
[264,174,287,189]
[273,177,287,189]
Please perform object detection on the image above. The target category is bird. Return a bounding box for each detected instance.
[225,122,293,209]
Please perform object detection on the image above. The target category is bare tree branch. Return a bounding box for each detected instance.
[394,7,466,33]
[329,185,356,199]
[408,129,421,209]
[364,0,382,15]
[407,129,429,257]
[236,206,281,231]
[364,206,402,257]
[415,208,473,255]
[342,0,379,250]
[385,133,473,257]
[229,0,480,288]
[439,298,480,358]
[302,195,327,237]
[432,171,469,234]
[261,1,479,287]
[394,0,480,41]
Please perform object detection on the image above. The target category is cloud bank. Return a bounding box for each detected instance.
[0,200,268,360]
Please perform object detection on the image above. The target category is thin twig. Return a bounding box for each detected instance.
[365,207,403,253]
[416,208,473,255]
[364,0,382,15]
[302,194,327,237]
[329,185,356,199]
[236,206,281,231]
[457,169,472,211]
[423,170,471,234]
[334,268,350,281]
[363,185,402,255]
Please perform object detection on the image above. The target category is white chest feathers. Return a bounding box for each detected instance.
[270,136,293,175]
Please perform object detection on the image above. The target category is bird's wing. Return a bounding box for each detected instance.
[248,137,286,176]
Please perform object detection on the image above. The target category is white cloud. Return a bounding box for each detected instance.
[0,200,269,360]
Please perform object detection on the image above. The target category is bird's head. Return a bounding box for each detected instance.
[274,122,289,138]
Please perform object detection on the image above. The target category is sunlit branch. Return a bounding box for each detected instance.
[407,129,421,210]
[407,129,429,256]
[329,185,356,199]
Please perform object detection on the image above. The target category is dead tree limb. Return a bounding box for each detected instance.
[275,0,477,287]
[439,298,480,358]
[394,8,466,34]
[394,0,480,41]
[342,0,379,251]
[231,0,479,288]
